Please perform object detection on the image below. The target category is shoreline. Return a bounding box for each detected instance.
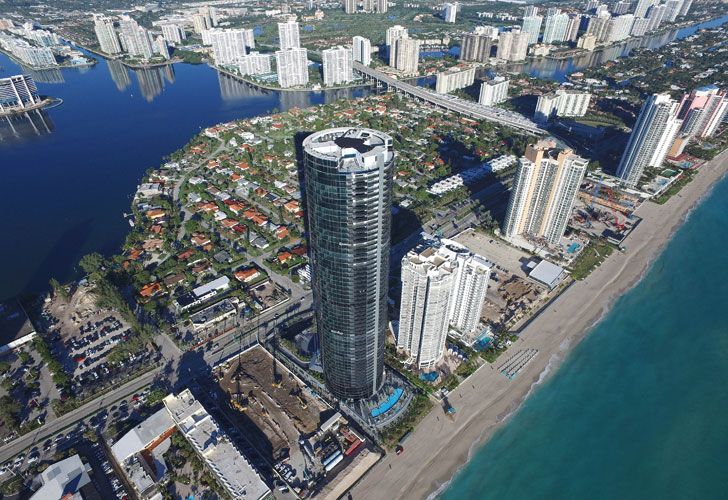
[349,148,728,500]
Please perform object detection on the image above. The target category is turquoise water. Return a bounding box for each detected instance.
[442,173,728,499]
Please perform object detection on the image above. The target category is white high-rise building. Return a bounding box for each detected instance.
[679,0,692,16]
[119,16,154,60]
[276,47,309,88]
[390,37,420,75]
[616,93,682,187]
[542,12,570,43]
[448,248,491,335]
[93,15,122,55]
[586,14,612,43]
[209,28,255,65]
[534,89,591,121]
[278,20,301,50]
[646,4,666,31]
[633,0,654,18]
[343,0,356,14]
[612,0,632,15]
[161,24,186,44]
[630,17,650,36]
[191,13,210,34]
[607,14,635,42]
[398,238,492,369]
[352,36,372,65]
[479,76,509,105]
[496,30,529,61]
[0,74,40,111]
[398,244,456,370]
[521,15,543,45]
[459,33,493,62]
[565,14,582,42]
[322,46,353,86]
[155,35,170,59]
[386,25,408,46]
[435,66,475,94]
[237,51,271,76]
[663,0,684,22]
[503,141,588,245]
[523,5,539,17]
[443,2,458,23]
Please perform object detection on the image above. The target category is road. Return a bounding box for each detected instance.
[0,367,161,464]
[353,62,545,135]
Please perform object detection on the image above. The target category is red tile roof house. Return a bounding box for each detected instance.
[275,227,290,240]
[191,233,211,247]
[234,268,261,283]
[139,282,163,299]
[277,252,293,264]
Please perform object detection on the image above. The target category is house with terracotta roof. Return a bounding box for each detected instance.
[234,267,261,283]
[275,227,289,240]
[277,252,293,264]
[191,233,211,247]
[177,249,195,261]
[146,209,166,220]
[139,282,163,299]
[142,239,164,251]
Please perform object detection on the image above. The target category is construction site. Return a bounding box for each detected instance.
[216,346,380,498]
[573,176,644,245]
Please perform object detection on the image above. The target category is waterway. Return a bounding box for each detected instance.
[0,15,725,301]
[506,14,728,81]
[0,51,370,302]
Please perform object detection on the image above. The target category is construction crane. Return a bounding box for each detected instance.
[604,187,627,231]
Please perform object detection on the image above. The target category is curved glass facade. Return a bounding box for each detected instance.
[303,128,394,400]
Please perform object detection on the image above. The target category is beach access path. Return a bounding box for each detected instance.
[350,149,728,500]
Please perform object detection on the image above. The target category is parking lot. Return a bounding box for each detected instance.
[64,315,132,380]
[0,386,154,498]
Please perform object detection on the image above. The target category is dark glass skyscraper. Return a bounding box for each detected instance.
[303,128,394,400]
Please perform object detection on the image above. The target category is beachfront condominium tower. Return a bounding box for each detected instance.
[398,238,492,370]
[93,15,122,55]
[398,244,456,370]
[390,37,420,75]
[496,29,529,62]
[503,141,588,245]
[303,128,394,400]
[276,48,309,88]
[459,33,494,62]
[677,85,728,139]
[278,19,301,50]
[521,15,543,45]
[616,93,681,188]
[352,36,372,66]
[322,46,353,86]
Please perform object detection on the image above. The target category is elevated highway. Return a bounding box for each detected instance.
[354,62,545,135]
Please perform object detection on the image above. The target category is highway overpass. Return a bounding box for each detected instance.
[353,62,545,135]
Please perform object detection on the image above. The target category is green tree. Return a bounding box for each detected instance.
[79,253,105,277]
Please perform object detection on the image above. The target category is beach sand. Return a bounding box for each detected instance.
[349,149,728,500]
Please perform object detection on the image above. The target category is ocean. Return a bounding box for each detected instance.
[441,172,728,499]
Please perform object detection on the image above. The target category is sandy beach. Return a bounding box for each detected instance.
[349,149,728,500]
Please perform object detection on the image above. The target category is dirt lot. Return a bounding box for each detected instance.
[218,346,326,460]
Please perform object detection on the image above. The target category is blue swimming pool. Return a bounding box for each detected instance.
[567,243,581,254]
[371,388,404,417]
